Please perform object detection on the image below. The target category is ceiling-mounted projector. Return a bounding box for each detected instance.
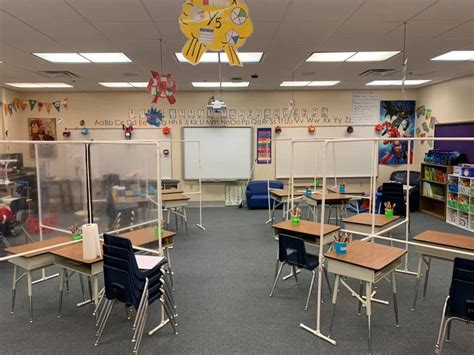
[207,96,227,112]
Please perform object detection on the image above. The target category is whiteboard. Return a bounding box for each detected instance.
[183,127,252,180]
[70,128,172,179]
[275,126,378,178]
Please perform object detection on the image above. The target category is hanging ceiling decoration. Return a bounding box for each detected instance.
[179,0,254,66]
[147,39,177,105]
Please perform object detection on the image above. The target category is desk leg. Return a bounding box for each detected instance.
[11,265,18,314]
[58,268,65,318]
[282,202,286,220]
[357,281,363,315]
[422,257,431,298]
[91,275,99,306]
[392,271,399,327]
[328,274,340,338]
[183,207,189,239]
[27,271,33,323]
[365,282,373,355]
[412,254,423,311]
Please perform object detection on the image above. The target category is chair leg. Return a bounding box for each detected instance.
[292,266,298,284]
[305,270,316,311]
[446,320,452,343]
[269,262,285,297]
[435,296,449,349]
[160,298,178,335]
[95,300,114,346]
[437,317,455,355]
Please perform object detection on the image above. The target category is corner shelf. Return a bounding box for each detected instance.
[446,173,474,232]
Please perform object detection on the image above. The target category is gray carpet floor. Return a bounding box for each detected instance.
[0,208,473,354]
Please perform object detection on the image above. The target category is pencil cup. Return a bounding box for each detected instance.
[71,232,82,241]
[335,241,348,255]
[305,188,312,197]
[291,216,300,225]
[385,209,394,219]
[154,226,163,237]
[339,185,345,193]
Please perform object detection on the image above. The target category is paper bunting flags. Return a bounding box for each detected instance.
[38,102,44,112]
[179,0,254,66]
[53,101,61,112]
[45,102,52,113]
[2,97,69,115]
[29,100,37,111]
[147,71,177,105]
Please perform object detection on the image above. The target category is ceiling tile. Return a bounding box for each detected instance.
[66,0,151,23]
[414,0,474,21]
[349,0,436,21]
[95,22,161,40]
[0,0,83,22]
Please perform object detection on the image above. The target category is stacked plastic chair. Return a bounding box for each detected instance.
[96,234,178,354]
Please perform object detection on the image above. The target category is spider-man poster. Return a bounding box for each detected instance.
[378,100,415,165]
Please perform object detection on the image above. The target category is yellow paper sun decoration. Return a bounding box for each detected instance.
[179,0,254,66]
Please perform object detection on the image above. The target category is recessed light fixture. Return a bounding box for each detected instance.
[346,51,400,62]
[129,82,148,88]
[306,51,400,62]
[176,52,263,63]
[5,82,73,88]
[79,53,132,63]
[431,50,474,61]
[306,52,356,62]
[366,80,431,86]
[33,52,132,63]
[99,82,133,88]
[280,81,340,87]
[192,82,250,88]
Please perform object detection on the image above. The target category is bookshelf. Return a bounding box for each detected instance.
[446,174,474,232]
[419,163,453,220]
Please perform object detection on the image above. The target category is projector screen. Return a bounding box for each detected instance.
[183,127,253,180]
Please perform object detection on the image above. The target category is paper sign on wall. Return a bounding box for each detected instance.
[179,0,254,66]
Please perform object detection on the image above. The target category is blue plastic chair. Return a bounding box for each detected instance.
[435,258,474,354]
[269,234,332,310]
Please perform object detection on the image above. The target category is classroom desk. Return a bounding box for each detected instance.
[304,193,352,224]
[52,228,176,317]
[5,236,71,323]
[343,213,400,236]
[412,230,474,311]
[269,189,305,221]
[162,189,184,195]
[328,187,366,195]
[326,240,407,354]
[162,193,190,238]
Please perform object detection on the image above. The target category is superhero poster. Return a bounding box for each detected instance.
[378,101,415,165]
[28,118,57,158]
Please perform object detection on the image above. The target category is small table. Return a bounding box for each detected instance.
[269,189,305,221]
[5,236,72,323]
[343,213,400,236]
[412,230,474,310]
[162,193,191,238]
[162,189,184,195]
[305,193,352,225]
[328,187,366,195]
[325,240,407,354]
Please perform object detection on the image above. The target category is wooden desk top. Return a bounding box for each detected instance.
[120,227,175,246]
[50,242,102,264]
[325,240,407,271]
[161,193,190,202]
[5,236,72,258]
[270,189,304,198]
[306,193,352,202]
[113,196,149,204]
[328,187,366,195]
[343,213,399,227]
[162,189,183,194]
[414,230,474,252]
[272,219,340,237]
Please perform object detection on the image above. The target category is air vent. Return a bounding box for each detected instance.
[36,70,80,79]
[358,68,399,77]
[231,77,243,81]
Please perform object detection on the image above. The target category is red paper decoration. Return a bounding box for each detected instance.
[62,130,71,138]
[162,127,171,135]
[122,124,134,140]
[275,126,282,134]
[308,125,316,133]
[147,71,177,105]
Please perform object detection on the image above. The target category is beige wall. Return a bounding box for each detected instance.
[1,78,471,202]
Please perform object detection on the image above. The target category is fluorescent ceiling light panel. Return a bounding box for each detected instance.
[192,82,250,88]
[346,51,400,62]
[33,53,90,63]
[280,81,311,87]
[99,82,133,88]
[308,81,341,86]
[306,52,356,62]
[366,80,431,86]
[5,82,73,88]
[79,52,132,63]
[175,52,263,63]
[129,82,148,88]
[431,50,474,61]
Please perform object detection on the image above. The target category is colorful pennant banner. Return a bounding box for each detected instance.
[2,97,69,116]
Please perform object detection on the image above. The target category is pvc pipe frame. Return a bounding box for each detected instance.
[288,136,474,346]
[0,140,165,261]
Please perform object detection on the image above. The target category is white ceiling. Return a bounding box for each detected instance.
[0,0,473,91]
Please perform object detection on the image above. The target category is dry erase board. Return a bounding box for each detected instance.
[275,126,378,178]
[183,127,253,180]
[69,128,172,179]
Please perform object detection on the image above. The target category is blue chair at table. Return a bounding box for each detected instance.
[435,257,474,354]
[269,234,332,310]
[95,234,177,354]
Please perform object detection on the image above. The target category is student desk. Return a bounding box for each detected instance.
[304,193,352,225]
[5,236,72,323]
[162,193,190,238]
[328,187,366,195]
[162,189,184,195]
[269,189,305,221]
[325,241,407,354]
[343,213,400,236]
[412,230,474,311]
